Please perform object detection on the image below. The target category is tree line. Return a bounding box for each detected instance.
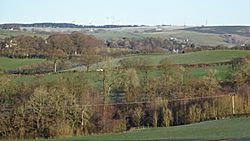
[0,23,144,29]
[0,23,84,29]
[0,31,103,58]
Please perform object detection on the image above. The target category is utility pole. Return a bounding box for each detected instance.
[54,59,57,73]
[231,93,235,115]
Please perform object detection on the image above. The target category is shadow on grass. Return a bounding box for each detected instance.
[65,139,202,141]
[230,138,250,141]
[65,138,250,141]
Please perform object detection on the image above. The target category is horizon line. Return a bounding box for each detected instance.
[0,22,249,27]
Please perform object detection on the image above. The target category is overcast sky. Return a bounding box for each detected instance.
[0,0,249,26]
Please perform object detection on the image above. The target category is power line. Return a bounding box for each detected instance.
[0,94,231,110]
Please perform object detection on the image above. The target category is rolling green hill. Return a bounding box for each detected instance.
[64,117,250,141]
[110,50,250,65]
[167,50,250,64]
[68,50,250,72]
[183,26,250,37]
[2,50,249,72]
[141,30,232,46]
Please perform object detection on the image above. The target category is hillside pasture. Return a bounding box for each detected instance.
[99,50,250,67]
[0,29,49,39]
[3,117,249,141]
[142,30,232,46]
[0,57,46,70]
[65,117,250,141]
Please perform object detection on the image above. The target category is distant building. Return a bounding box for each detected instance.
[173,48,179,54]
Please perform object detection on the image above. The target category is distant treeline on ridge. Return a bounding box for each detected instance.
[0,23,143,29]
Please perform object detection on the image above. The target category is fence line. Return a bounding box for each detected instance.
[0,94,231,110]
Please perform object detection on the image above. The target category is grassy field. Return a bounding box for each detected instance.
[183,26,250,37]
[2,50,248,71]
[187,65,232,80]
[142,30,232,46]
[4,117,250,141]
[0,57,46,70]
[6,50,248,84]
[168,50,250,64]
[9,64,231,89]
[66,117,250,141]
[8,71,103,89]
[92,50,250,68]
